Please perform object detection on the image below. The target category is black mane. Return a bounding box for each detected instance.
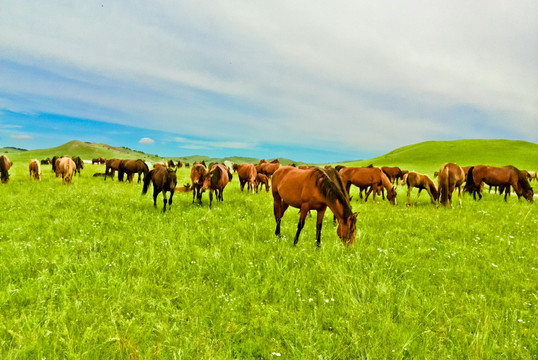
[312,167,353,218]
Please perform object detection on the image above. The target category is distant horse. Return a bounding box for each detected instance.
[29,159,41,180]
[339,166,397,205]
[142,167,177,212]
[57,157,76,184]
[438,163,465,207]
[402,172,438,205]
[0,155,13,184]
[259,159,281,179]
[92,157,106,164]
[381,166,406,185]
[51,156,60,176]
[272,166,358,246]
[465,165,533,202]
[104,158,122,180]
[118,159,149,183]
[256,173,270,192]
[190,163,208,204]
[41,158,51,165]
[202,164,232,208]
[237,163,257,193]
[72,156,84,175]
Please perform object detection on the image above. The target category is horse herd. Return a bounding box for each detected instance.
[1,154,535,246]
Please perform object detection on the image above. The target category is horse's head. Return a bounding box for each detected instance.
[387,187,397,205]
[167,168,177,188]
[524,188,534,202]
[337,212,359,245]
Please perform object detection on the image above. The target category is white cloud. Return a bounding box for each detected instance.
[10,134,33,140]
[138,137,155,144]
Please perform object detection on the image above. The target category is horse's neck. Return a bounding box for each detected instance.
[381,175,393,190]
[327,199,347,222]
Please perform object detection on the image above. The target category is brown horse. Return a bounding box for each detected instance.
[256,173,270,192]
[272,166,358,246]
[105,158,122,180]
[237,163,257,193]
[438,163,465,207]
[29,159,41,180]
[142,167,177,212]
[259,159,281,179]
[190,163,208,204]
[402,172,438,205]
[0,155,13,184]
[71,156,84,175]
[92,157,106,164]
[57,157,76,184]
[381,166,406,185]
[118,159,149,183]
[465,165,533,202]
[202,164,232,208]
[339,166,397,205]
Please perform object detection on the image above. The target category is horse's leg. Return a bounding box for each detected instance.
[273,194,289,236]
[406,186,412,206]
[162,189,167,212]
[168,190,174,210]
[315,207,327,247]
[365,187,373,202]
[209,189,213,208]
[153,187,159,208]
[293,207,309,246]
[192,185,196,203]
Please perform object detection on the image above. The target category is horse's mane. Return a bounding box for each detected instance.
[312,167,353,218]
[507,165,533,192]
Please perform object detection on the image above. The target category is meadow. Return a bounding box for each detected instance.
[0,141,537,359]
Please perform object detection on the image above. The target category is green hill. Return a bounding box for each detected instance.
[339,139,538,175]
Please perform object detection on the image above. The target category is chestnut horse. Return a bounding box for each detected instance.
[402,172,438,205]
[465,165,533,202]
[29,159,41,180]
[339,166,397,205]
[381,166,406,185]
[438,163,465,207]
[259,159,280,180]
[0,155,13,184]
[142,167,177,212]
[118,159,149,183]
[237,163,257,193]
[256,173,270,192]
[272,166,358,246]
[57,157,76,184]
[202,164,232,208]
[190,163,208,204]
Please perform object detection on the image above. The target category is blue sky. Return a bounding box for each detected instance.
[1,1,537,163]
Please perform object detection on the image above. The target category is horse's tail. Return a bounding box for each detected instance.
[463,166,476,193]
[142,169,154,195]
[227,169,233,182]
[401,172,409,186]
[439,165,449,206]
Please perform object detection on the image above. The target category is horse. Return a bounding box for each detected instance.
[237,163,257,193]
[72,156,84,175]
[256,173,270,192]
[438,163,465,207]
[92,157,106,164]
[142,167,177,212]
[272,166,358,246]
[339,166,397,205]
[190,163,208,204]
[381,166,406,186]
[401,172,438,205]
[118,159,149,183]
[259,159,281,179]
[51,156,60,176]
[29,159,41,180]
[202,164,232,208]
[0,155,13,184]
[465,165,533,202]
[57,157,76,184]
[41,158,51,165]
[104,158,122,180]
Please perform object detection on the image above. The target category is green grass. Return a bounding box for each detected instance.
[0,154,536,359]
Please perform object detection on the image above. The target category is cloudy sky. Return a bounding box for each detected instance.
[1,1,536,162]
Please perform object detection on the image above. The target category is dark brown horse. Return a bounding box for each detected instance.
[0,155,13,184]
[142,167,177,212]
[465,165,533,202]
[237,163,257,193]
[104,158,122,180]
[190,163,208,204]
[118,159,149,183]
[92,157,106,164]
[202,164,232,208]
[381,166,406,185]
[29,159,41,180]
[51,156,60,176]
[272,166,358,246]
[402,172,438,205]
[72,156,84,175]
[438,163,465,207]
[339,166,397,205]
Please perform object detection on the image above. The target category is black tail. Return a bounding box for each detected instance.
[463,166,476,193]
[142,169,154,195]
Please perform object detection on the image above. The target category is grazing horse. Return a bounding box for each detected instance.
[465,165,533,202]
[142,167,177,212]
[72,156,84,175]
[202,164,232,208]
[104,158,122,180]
[51,156,60,176]
[118,159,149,183]
[402,172,438,205]
[259,159,281,180]
[381,166,406,185]
[438,163,465,207]
[339,166,397,205]
[57,157,76,184]
[190,163,208,204]
[237,163,257,193]
[256,173,270,192]
[272,166,358,246]
[29,159,41,180]
[41,158,51,165]
[0,155,13,184]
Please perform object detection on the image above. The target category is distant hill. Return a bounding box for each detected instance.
[340,139,538,174]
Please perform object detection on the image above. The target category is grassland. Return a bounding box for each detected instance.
[0,140,537,359]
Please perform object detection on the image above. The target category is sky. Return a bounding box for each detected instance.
[1,1,537,163]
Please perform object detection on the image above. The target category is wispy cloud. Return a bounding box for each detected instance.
[138,137,155,144]
[10,134,33,140]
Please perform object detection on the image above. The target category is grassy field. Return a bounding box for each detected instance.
[0,141,537,359]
